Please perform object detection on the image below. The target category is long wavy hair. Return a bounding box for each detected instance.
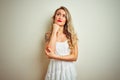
[45,6,78,49]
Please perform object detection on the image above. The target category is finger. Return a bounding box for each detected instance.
[45,47,50,52]
[48,48,52,52]
[45,49,49,55]
[48,48,54,54]
[46,46,51,52]
[45,50,47,55]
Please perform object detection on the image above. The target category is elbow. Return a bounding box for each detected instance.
[71,55,78,61]
[46,45,55,52]
[72,57,77,61]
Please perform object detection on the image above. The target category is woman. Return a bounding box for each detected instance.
[45,6,78,80]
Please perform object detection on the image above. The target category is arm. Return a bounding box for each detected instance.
[56,44,78,61]
[47,32,57,51]
[46,24,59,52]
[45,43,78,61]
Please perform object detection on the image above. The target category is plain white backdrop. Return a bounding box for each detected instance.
[0,0,120,80]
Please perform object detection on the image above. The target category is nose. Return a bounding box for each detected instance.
[58,15,62,19]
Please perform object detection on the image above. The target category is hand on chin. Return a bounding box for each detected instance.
[55,22,63,27]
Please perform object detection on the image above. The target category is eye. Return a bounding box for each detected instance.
[56,13,60,16]
[63,14,66,18]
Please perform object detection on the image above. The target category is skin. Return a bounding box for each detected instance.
[45,9,78,61]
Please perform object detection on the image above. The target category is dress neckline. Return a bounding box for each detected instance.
[56,40,68,43]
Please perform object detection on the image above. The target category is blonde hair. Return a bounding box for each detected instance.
[45,6,78,49]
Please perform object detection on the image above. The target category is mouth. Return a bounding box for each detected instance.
[57,20,62,22]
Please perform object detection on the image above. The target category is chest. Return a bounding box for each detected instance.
[55,41,70,55]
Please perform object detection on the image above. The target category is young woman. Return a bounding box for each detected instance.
[45,6,78,80]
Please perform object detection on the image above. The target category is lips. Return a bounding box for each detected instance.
[57,20,62,22]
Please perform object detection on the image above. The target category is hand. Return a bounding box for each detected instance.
[45,47,56,59]
[52,23,60,33]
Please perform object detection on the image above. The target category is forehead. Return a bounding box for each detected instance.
[56,9,66,15]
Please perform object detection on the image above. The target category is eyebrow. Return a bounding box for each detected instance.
[56,11,66,15]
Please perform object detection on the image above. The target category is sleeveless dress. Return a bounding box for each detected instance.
[45,40,77,80]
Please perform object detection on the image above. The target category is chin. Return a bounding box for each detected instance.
[57,23,64,26]
[59,24,64,27]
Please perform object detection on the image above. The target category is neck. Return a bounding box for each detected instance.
[57,26,64,35]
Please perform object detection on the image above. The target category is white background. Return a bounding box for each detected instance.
[0,0,120,80]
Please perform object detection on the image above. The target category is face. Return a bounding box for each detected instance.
[54,9,67,27]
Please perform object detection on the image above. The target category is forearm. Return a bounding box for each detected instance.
[48,31,57,51]
[53,54,77,61]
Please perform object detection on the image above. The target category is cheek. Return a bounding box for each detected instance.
[63,19,66,23]
[54,16,58,22]
[55,15,59,19]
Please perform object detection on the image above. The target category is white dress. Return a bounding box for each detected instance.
[45,40,77,80]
